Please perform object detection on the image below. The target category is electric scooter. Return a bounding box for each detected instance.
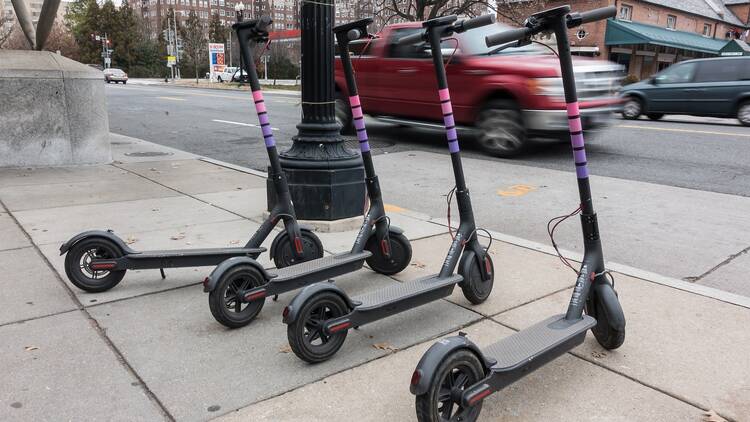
[409,7,626,421]
[283,14,498,363]
[202,17,412,328]
[59,34,324,296]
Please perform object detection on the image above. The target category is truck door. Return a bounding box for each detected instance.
[375,28,440,120]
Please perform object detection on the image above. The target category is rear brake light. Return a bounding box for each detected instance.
[203,277,210,287]
[410,369,422,386]
[294,237,304,254]
[282,306,290,318]
[468,387,492,405]
[328,321,351,333]
[484,257,492,275]
[380,239,390,255]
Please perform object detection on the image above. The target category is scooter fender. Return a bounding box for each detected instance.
[282,282,357,324]
[202,257,274,293]
[59,230,137,256]
[592,281,626,331]
[410,335,490,396]
[269,226,317,259]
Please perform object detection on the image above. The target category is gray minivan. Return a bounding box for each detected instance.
[620,56,750,126]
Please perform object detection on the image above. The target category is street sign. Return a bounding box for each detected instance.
[167,55,177,67]
[208,43,226,82]
[104,57,111,66]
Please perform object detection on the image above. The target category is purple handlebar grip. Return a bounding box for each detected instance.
[439,88,460,154]
[253,90,276,148]
[567,102,588,179]
[349,95,370,152]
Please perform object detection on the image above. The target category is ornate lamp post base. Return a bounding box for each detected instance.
[267,0,364,221]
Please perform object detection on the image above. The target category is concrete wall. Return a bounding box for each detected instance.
[0,50,111,167]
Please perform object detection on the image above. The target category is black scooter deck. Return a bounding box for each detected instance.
[354,274,462,310]
[269,251,372,287]
[133,247,265,259]
[485,314,595,371]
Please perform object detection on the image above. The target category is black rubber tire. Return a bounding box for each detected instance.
[335,92,355,135]
[415,349,484,422]
[64,238,126,292]
[586,286,625,350]
[208,265,267,328]
[646,113,663,120]
[287,292,349,363]
[122,81,127,85]
[271,230,324,269]
[737,101,750,127]
[365,231,412,275]
[621,97,642,120]
[475,99,526,158]
[460,252,494,305]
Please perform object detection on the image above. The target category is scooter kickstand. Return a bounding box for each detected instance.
[273,295,279,301]
[160,268,166,279]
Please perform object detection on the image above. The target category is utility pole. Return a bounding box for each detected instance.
[172,9,180,79]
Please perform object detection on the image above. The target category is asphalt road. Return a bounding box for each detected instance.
[108,83,750,198]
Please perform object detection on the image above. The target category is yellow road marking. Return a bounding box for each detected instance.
[497,184,536,197]
[157,96,186,101]
[617,124,750,138]
[384,203,405,213]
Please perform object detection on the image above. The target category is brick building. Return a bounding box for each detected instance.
[497,0,749,79]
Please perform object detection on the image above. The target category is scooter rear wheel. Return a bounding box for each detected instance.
[460,251,494,305]
[415,349,484,422]
[365,231,412,275]
[64,238,126,292]
[287,292,349,363]
[271,230,324,269]
[209,265,267,328]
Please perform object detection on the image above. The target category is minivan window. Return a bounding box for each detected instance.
[694,59,742,82]
[654,62,696,84]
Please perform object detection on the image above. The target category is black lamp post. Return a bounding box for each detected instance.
[235,2,245,81]
[274,0,364,220]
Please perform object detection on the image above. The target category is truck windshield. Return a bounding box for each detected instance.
[458,23,553,56]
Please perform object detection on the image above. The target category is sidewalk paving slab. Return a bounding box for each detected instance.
[494,275,750,422]
[0,247,77,326]
[14,196,242,245]
[110,133,196,163]
[394,233,576,317]
[0,165,127,188]
[195,189,268,220]
[218,320,701,422]
[0,212,29,251]
[0,311,166,421]
[87,269,480,422]
[37,218,275,305]
[0,171,180,212]
[699,250,750,298]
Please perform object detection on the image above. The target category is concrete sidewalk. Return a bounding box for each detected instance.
[1,134,748,422]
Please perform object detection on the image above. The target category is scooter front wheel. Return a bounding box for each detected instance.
[365,231,412,275]
[271,230,324,269]
[64,238,126,292]
[586,284,625,350]
[287,292,349,363]
[460,251,494,305]
[208,265,267,328]
[415,349,484,422]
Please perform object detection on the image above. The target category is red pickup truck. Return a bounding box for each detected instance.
[334,21,623,157]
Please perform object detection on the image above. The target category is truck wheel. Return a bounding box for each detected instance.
[476,100,526,157]
[622,97,642,120]
[335,92,355,135]
[738,101,750,127]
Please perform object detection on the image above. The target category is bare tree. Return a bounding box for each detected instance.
[179,10,207,83]
[494,0,548,25]
[0,18,13,48]
[373,0,494,26]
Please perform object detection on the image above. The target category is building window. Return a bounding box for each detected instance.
[703,23,711,36]
[618,4,632,21]
[666,15,676,30]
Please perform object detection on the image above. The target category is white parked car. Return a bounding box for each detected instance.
[104,68,128,84]
[216,67,238,82]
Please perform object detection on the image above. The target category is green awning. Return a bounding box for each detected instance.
[605,19,729,54]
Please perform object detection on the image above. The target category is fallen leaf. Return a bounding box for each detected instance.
[125,236,138,245]
[229,240,240,245]
[703,410,727,422]
[410,261,426,269]
[170,233,186,240]
[24,346,39,352]
[591,351,607,359]
[372,342,398,353]
[279,344,292,353]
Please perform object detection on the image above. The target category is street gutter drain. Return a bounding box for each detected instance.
[124,151,174,157]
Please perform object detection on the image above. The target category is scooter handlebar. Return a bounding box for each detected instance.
[256,15,272,33]
[455,14,496,32]
[397,31,426,45]
[573,6,616,26]
[485,26,532,47]
[347,28,365,41]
